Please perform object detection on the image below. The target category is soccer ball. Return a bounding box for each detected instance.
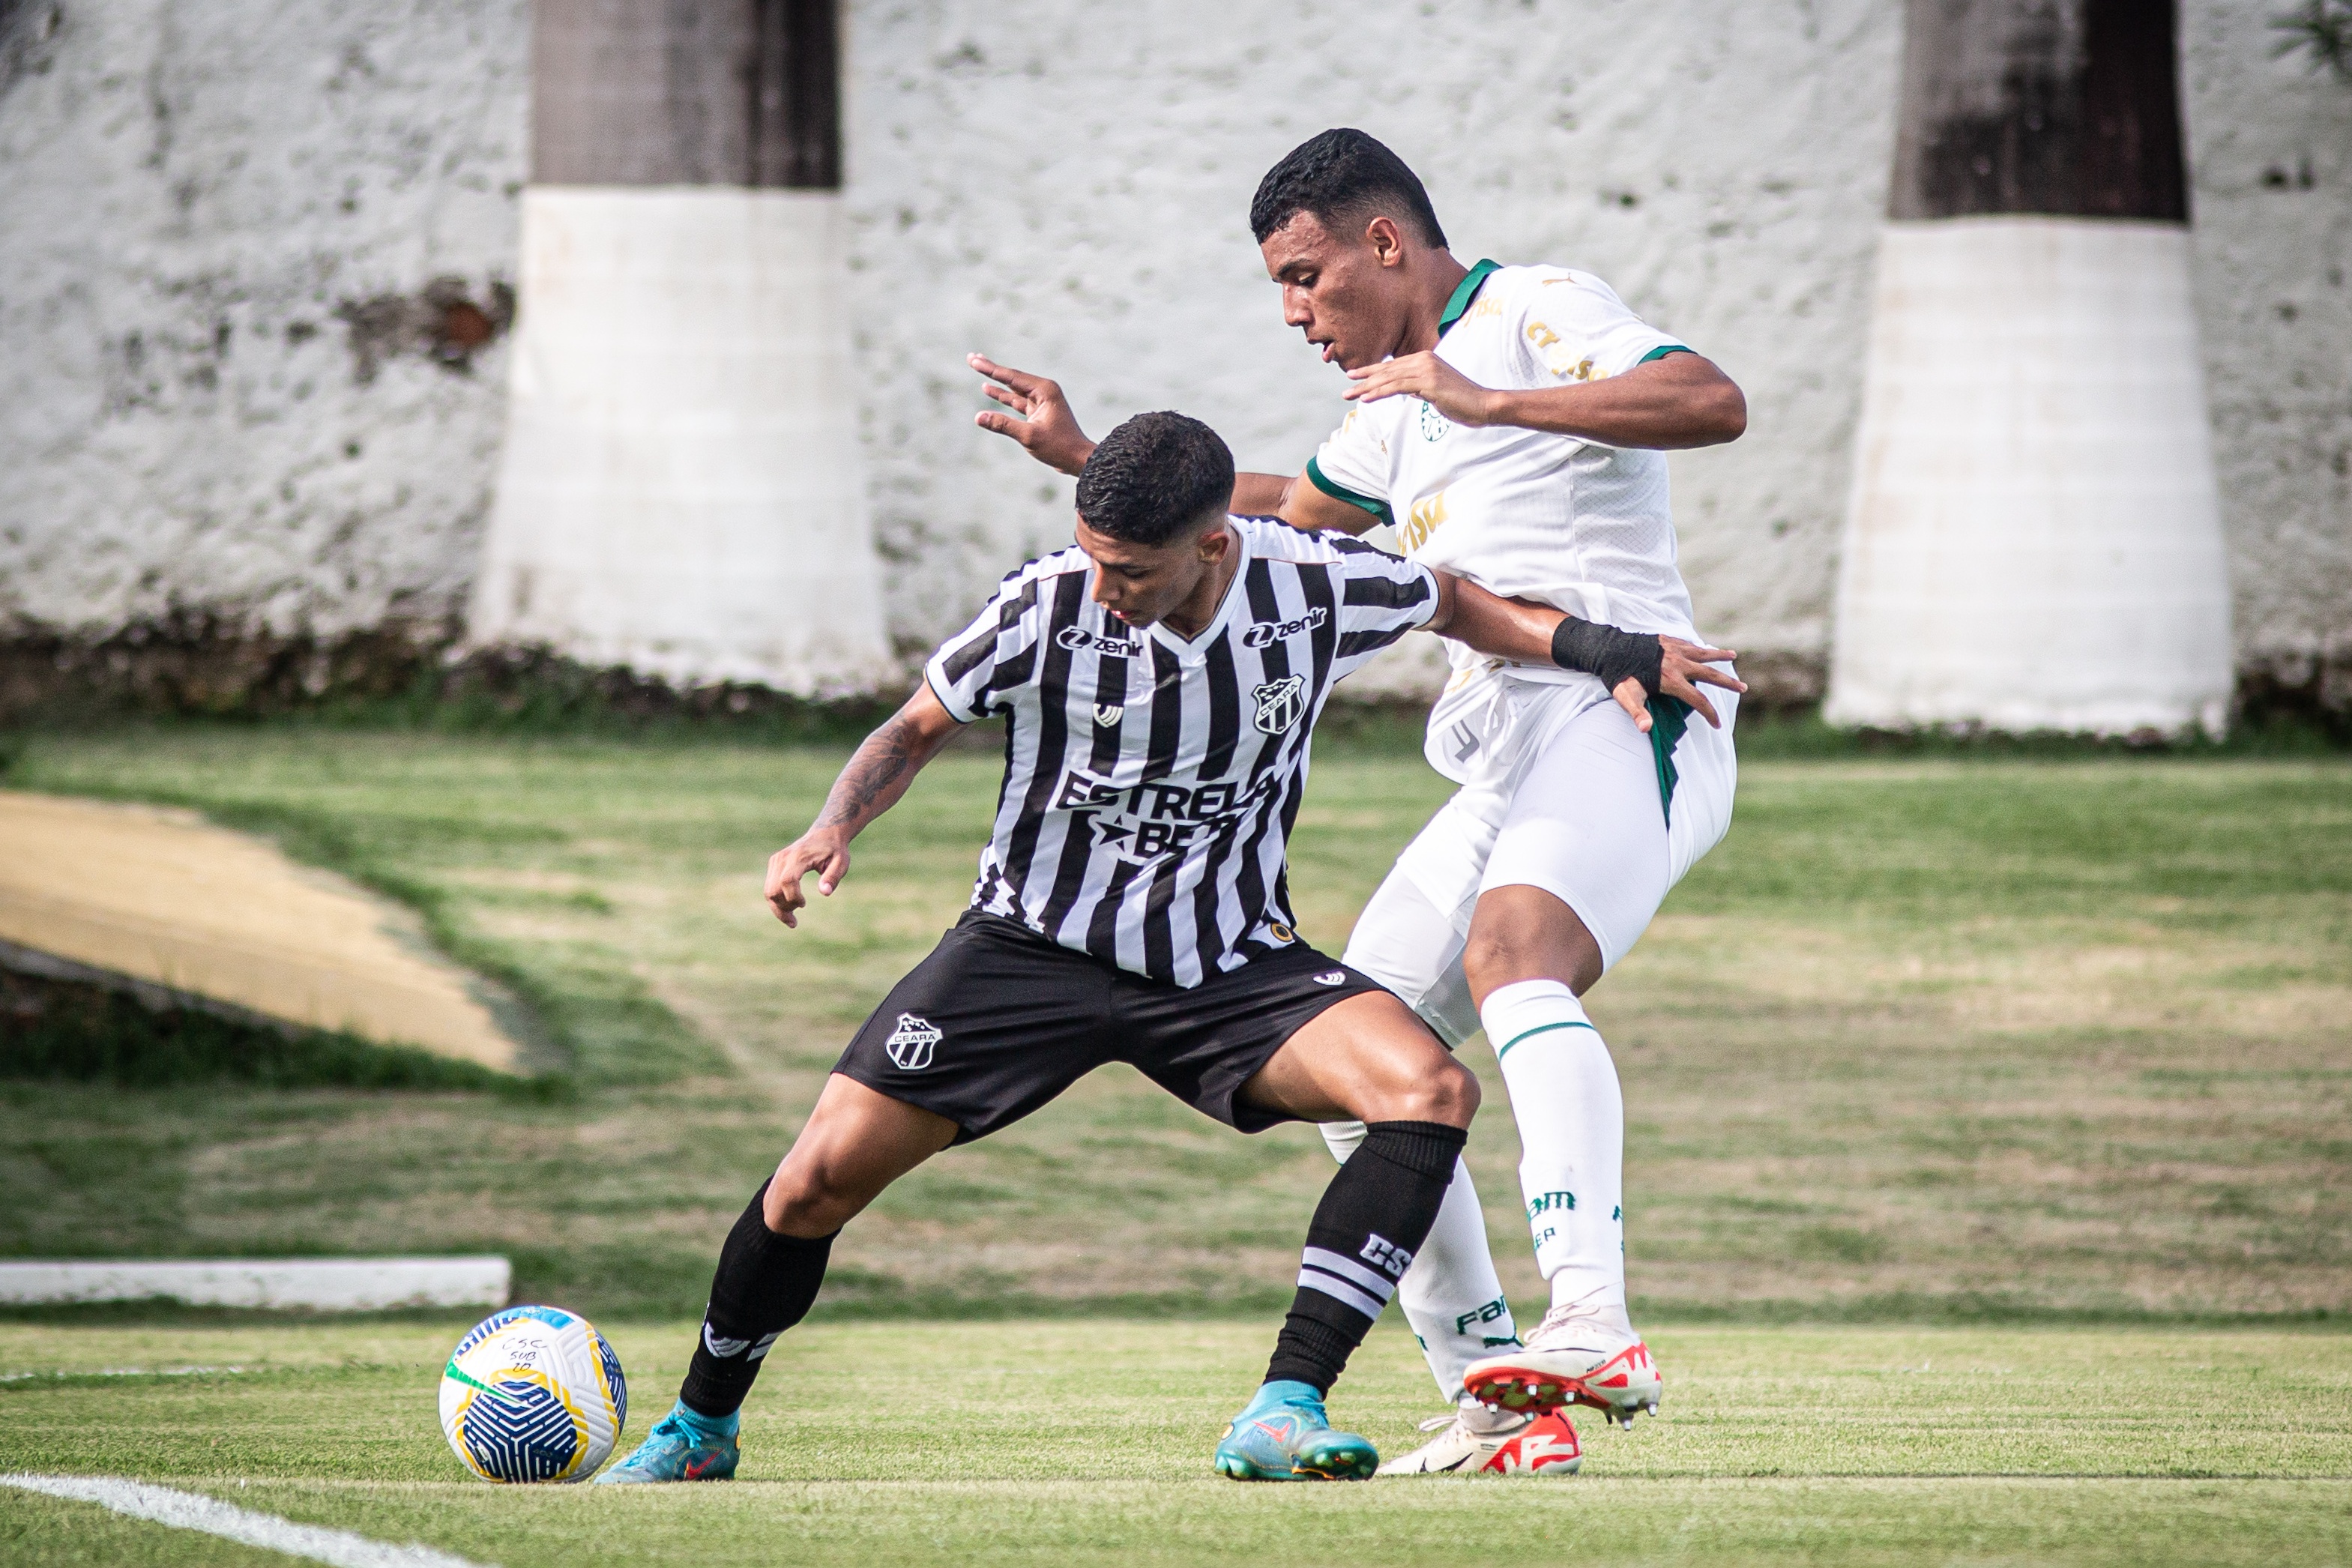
[439,1305,628,1483]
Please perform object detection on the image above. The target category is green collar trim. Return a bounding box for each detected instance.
[1437,259,1503,338]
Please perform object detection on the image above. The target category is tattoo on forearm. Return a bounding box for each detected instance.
[814,715,922,833]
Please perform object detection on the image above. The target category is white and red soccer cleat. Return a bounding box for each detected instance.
[1461,1306,1662,1429]
[1377,1405,1581,1476]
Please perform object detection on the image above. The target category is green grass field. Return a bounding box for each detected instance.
[1,729,2348,1562]
[3,1318,2349,1565]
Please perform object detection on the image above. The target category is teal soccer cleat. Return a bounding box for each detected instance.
[594,1401,740,1483]
[1213,1380,1379,1481]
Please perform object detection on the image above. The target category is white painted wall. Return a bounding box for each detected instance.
[1,0,2345,705]
[0,0,528,642]
[842,0,1905,674]
[842,0,2349,698]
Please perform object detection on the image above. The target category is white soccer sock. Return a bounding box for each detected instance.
[1480,978,1632,1335]
[1318,1122,1518,1403]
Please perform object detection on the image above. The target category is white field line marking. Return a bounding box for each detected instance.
[0,1365,254,1383]
[0,1474,495,1568]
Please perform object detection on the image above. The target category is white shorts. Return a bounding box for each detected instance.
[1344,672,1738,1046]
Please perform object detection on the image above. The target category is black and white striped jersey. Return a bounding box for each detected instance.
[923,516,1439,987]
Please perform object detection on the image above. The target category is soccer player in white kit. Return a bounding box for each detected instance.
[974,128,1748,1477]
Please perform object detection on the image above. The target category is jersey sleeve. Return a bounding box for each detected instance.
[923,565,1053,723]
[1325,535,1441,678]
[1511,271,1689,388]
[1305,405,1396,527]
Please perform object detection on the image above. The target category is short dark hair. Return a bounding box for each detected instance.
[1249,128,1447,250]
[1074,412,1234,546]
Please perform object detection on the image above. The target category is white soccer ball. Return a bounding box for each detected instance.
[439,1305,628,1483]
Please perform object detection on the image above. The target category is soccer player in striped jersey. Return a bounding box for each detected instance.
[972,130,1749,1476]
[601,410,1689,1486]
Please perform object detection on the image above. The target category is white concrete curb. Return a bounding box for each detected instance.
[0,1257,510,1310]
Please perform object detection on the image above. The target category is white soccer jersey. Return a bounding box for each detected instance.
[923,516,1438,986]
[1307,260,1699,662]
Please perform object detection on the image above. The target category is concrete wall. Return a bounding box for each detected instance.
[0,0,527,648]
[845,0,2351,702]
[1,0,2345,708]
[2180,6,2352,703]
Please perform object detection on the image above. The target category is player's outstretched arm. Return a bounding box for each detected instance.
[1346,350,1746,450]
[1428,573,1747,733]
[968,354,1373,536]
[765,683,961,927]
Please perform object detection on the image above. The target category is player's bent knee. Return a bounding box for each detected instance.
[1461,902,1602,1000]
[762,1157,870,1237]
[1372,1056,1480,1130]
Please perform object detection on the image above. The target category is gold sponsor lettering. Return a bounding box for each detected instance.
[1525,322,1561,349]
[1548,349,1602,382]
[1399,489,1450,552]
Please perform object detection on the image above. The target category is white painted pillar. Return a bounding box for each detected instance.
[466,1,891,695]
[1826,0,2233,735]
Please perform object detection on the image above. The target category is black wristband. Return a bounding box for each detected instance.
[1550,617,1663,697]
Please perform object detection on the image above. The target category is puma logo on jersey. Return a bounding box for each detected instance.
[884,1013,941,1070]
[1242,606,1328,647]
[1056,624,1137,657]
[1252,675,1307,735]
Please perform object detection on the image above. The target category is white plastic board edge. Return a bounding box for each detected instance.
[0,1257,511,1310]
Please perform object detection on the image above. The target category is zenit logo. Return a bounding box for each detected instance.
[1241,606,1329,648]
[1056,624,1137,657]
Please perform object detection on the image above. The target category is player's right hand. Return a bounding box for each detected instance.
[970,354,1097,476]
[1611,638,1745,733]
[765,832,851,928]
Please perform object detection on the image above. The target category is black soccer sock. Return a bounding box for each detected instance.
[1264,1119,1468,1396]
[678,1181,836,1420]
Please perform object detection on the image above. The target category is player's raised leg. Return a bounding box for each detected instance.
[599,1076,956,1483]
[1211,990,1477,1481]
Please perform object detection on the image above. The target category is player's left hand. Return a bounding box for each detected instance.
[765,829,852,928]
[1611,639,1746,733]
[1344,351,1502,425]
[970,354,1097,475]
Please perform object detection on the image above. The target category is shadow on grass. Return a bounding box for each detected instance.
[0,966,573,1100]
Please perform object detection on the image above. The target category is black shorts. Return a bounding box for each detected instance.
[833,911,1391,1143]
